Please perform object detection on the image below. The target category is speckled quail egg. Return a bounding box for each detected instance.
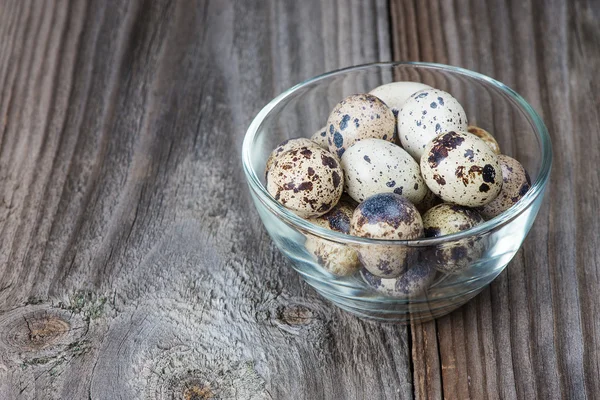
[422,203,485,274]
[415,187,443,215]
[350,193,423,278]
[420,131,503,207]
[266,145,343,218]
[326,94,395,158]
[468,126,501,155]
[369,81,433,115]
[478,155,531,219]
[341,138,427,204]
[399,89,468,160]
[265,137,319,177]
[305,198,361,276]
[310,127,329,149]
[361,264,436,298]
[423,204,485,238]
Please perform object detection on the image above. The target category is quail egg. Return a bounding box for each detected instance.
[420,131,503,207]
[415,187,443,215]
[399,88,468,160]
[478,155,531,219]
[265,137,319,177]
[340,138,427,204]
[305,198,361,276]
[468,126,501,155]
[350,193,423,278]
[326,94,395,158]
[310,126,329,149]
[422,203,485,273]
[266,145,343,218]
[361,264,436,298]
[369,81,433,115]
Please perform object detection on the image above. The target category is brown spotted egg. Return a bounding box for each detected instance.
[305,198,361,276]
[265,137,319,177]
[399,89,468,160]
[326,94,395,158]
[340,138,427,204]
[369,81,433,115]
[361,264,436,298]
[415,187,443,215]
[468,126,501,155]
[478,155,531,219]
[420,131,502,207]
[310,126,329,149]
[350,193,423,278]
[423,203,485,273]
[266,145,343,218]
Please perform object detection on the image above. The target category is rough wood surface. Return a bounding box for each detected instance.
[0,0,598,399]
[0,1,412,399]
[391,0,600,399]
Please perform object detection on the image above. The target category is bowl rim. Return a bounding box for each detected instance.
[242,61,552,246]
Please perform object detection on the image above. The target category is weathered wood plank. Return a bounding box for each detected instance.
[410,321,442,399]
[0,1,421,399]
[570,1,600,397]
[390,0,600,398]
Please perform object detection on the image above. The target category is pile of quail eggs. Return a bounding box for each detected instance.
[265,82,531,299]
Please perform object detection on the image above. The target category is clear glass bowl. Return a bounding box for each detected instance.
[242,62,552,323]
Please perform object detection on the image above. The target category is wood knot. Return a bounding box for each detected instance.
[23,316,70,350]
[142,349,269,400]
[183,383,213,400]
[0,304,87,362]
[270,301,332,352]
[6,312,71,351]
[278,304,315,326]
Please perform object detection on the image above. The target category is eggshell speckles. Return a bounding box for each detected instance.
[305,199,361,276]
[350,193,423,277]
[326,94,395,158]
[369,82,433,114]
[423,204,484,237]
[361,264,436,298]
[415,187,443,215]
[399,89,468,160]
[468,126,501,155]
[420,131,502,207]
[266,146,343,218]
[310,127,329,149]
[422,203,485,274]
[341,138,427,204]
[478,155,531,219]
[265,137,319,177]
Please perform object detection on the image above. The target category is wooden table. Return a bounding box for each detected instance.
[0,0,598,398]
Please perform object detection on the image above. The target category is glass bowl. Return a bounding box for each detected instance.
[242,62,552,323]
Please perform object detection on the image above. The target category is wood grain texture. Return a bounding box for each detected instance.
[391,0,600,398]
[0,0,420,399]
[0,0,599,399]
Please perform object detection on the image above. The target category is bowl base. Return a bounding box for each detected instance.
[314,287,484,324]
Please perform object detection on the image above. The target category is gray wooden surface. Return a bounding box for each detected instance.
[0,0,597,399]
